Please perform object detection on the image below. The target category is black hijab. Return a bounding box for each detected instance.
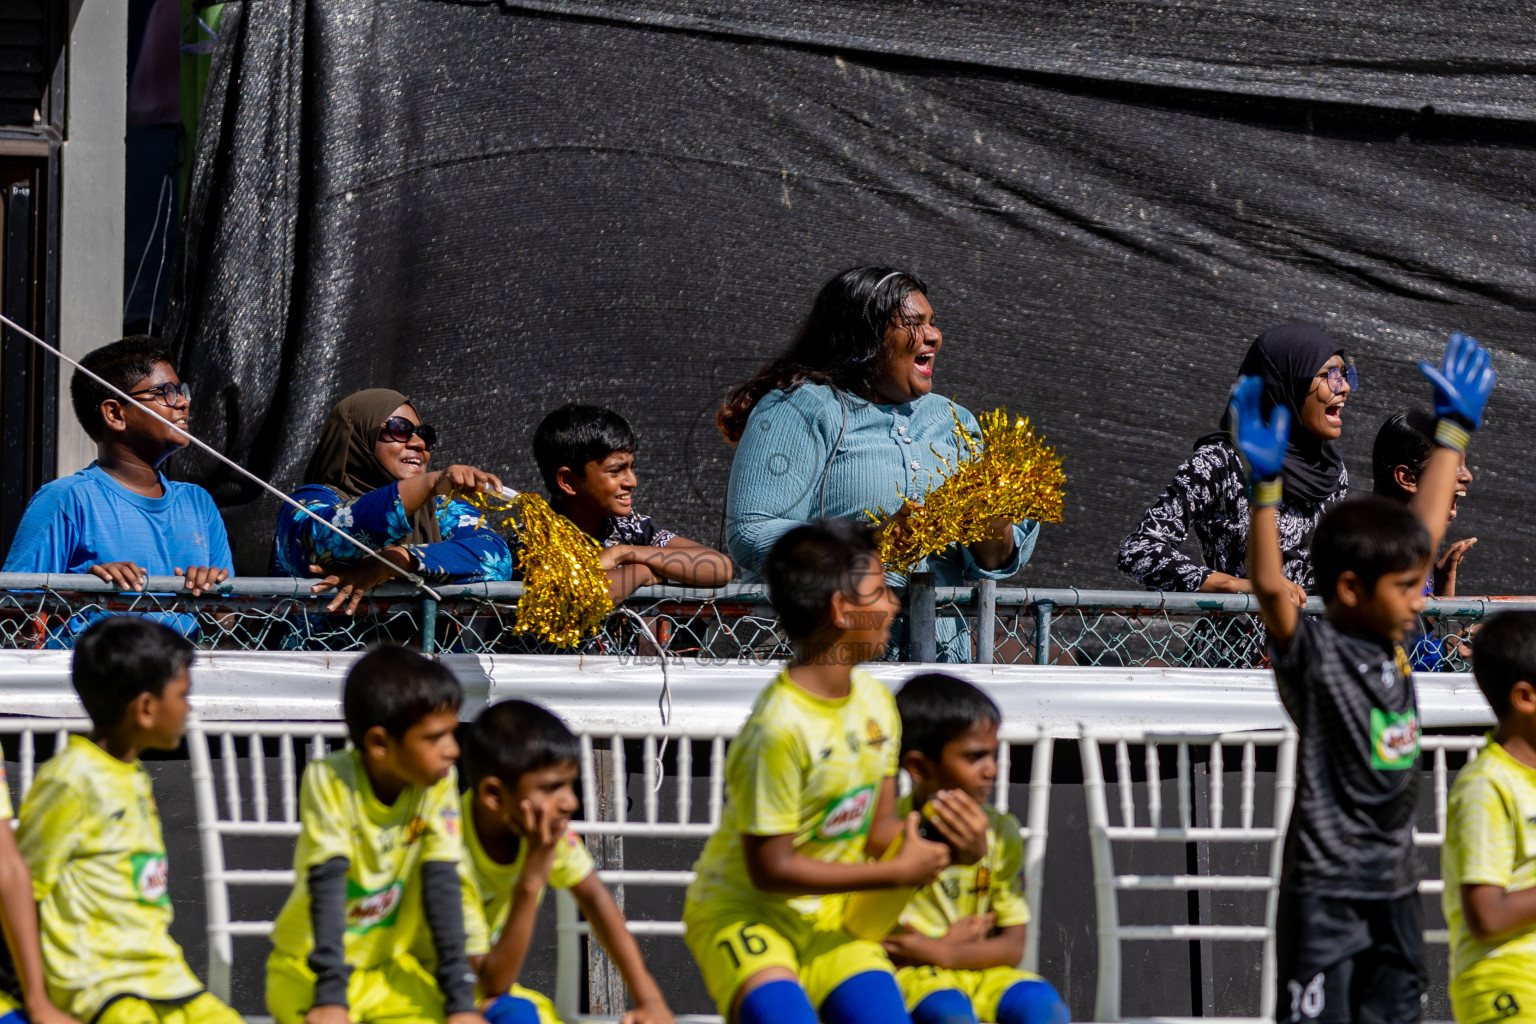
[1199,324,1348,506]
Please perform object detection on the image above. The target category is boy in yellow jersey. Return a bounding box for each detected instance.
[266,646,486,1024]
[0,759,81,1024]
[884,674,1069,1024]
[1443,611,1536,1023]
[450,699,673,1024]
[683,519,952,1024]
[16,616,242,1024]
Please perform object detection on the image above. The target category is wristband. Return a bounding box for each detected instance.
[1434,417,1471,454]
[1247,477,1282,508]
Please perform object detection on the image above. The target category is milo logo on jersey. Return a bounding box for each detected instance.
[816,784,875,841]
[345,878,404,933]
[1370,708,1420,770]
[131,852,170,906]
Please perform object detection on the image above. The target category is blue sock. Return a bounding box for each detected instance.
[0,1012,28,1024]
[738,979,817,1024]
[996,979,1071,1024]
[482,994,542,1024]
[820,971,913,1024]
[913,988,979,1024]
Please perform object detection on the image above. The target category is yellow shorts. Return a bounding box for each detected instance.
[97,994,245,1024]
[1451,956,1536,1024]
[683,898,894,1018]
[267,952,444,1024]
[482,985,561,1024]
[897,965,1040,1021]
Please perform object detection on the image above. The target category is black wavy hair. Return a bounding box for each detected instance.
[532,403,638,494]
[764,518,880,642]
[342,645,462,747]
[462,699,580,788]
[70,336,176,441]
[717,266,927,444]
[1372,410,1437,502]
[71,616,195,729]
[896,672,1001,761]
[1311,495,1431,601]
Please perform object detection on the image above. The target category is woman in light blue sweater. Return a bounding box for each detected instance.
[717,266,1039,661]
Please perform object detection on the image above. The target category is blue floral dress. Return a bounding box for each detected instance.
[274,482,514,583]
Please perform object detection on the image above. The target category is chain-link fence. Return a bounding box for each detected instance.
[0,574,1515,667]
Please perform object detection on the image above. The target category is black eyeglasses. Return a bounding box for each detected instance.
[1314,365,1359,395]
[379,415,437,451]
[128,381,192,408]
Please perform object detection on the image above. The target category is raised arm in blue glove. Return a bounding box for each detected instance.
[1419,330,1497,453]
[1226,375,1290,508]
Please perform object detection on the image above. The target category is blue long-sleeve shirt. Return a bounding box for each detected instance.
[725,384,1038,660]
[274,483,513,583]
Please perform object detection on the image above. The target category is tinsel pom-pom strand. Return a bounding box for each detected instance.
[875,407,1065,574]
[462,490,614,647]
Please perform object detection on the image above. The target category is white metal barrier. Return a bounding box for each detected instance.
[0,717,92,812]
[1080,727,1297,1024]
[1415,734,1488,945]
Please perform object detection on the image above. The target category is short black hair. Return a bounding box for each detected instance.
[462,698,580,789]
[1471,612,1536,718]
[1372,410,1437,503]
[764,518,880,641]
[1311,495,1431,601]
[896,672,1001,761]
[70,336,175,441]
[341,645,462,747]
[71,616,195,729]
[532,403,638,493]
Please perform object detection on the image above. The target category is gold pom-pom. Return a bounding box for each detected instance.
[463,490,614,647]
[872,408,1066,574]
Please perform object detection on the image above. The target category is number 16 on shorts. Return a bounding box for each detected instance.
[717,923,776,971]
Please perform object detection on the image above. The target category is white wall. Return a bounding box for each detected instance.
[56,0,126,475]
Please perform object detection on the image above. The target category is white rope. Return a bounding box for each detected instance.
[0,312,440,599]
[614,606,672,793]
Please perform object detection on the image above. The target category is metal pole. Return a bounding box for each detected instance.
[419,596,437,655]
[1034,599,1053,665]
[909,571,936,663]
[976,579,996,664]
[587,749,626,1013]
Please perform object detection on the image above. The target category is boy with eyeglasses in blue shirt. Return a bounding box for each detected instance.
[3,337,232,638]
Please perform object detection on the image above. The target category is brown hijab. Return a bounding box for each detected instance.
[302,388,443,545]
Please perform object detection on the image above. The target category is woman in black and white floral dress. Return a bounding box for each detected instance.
[1118,324,1355,605]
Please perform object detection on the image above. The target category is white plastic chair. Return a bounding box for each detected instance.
[554,725,1056,1021]
[186,715,350,1008]
[0,717,92,820]
[1079,726,1297,1024]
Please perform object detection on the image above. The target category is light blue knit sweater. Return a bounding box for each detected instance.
[725,381,1038,591]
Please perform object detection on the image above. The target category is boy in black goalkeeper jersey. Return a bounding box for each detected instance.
[1229,332,1497,1024]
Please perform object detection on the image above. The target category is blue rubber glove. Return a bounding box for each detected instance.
[1227,375,1289,506]
[1419,331,1496,440]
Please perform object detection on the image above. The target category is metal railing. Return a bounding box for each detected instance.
[0,573,1518,668]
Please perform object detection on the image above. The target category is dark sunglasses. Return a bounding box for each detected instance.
[379,415,437,451]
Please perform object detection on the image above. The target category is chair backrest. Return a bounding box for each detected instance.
[0,718,93,820]
[1414,734,1488,945]
[185,715,350,1001]
[552,724,1055,1021]
[1079,726,1297,1024]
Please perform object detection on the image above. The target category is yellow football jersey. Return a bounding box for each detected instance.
[895,793,1029,939]
[686,667,900,920]
[17,736,203,1021]
[1443,736,1536,980]
[458,789,595,944]
[269,750,478,969]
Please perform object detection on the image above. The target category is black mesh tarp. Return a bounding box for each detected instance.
[167,0,1536,590]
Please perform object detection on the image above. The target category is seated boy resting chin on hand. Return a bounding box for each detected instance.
[531,403,732,600]
[454,700,673,1024]
[883,673,1069,1024]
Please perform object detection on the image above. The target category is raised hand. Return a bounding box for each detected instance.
[1420,331,1496,434]
[1226,376,1289,485]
